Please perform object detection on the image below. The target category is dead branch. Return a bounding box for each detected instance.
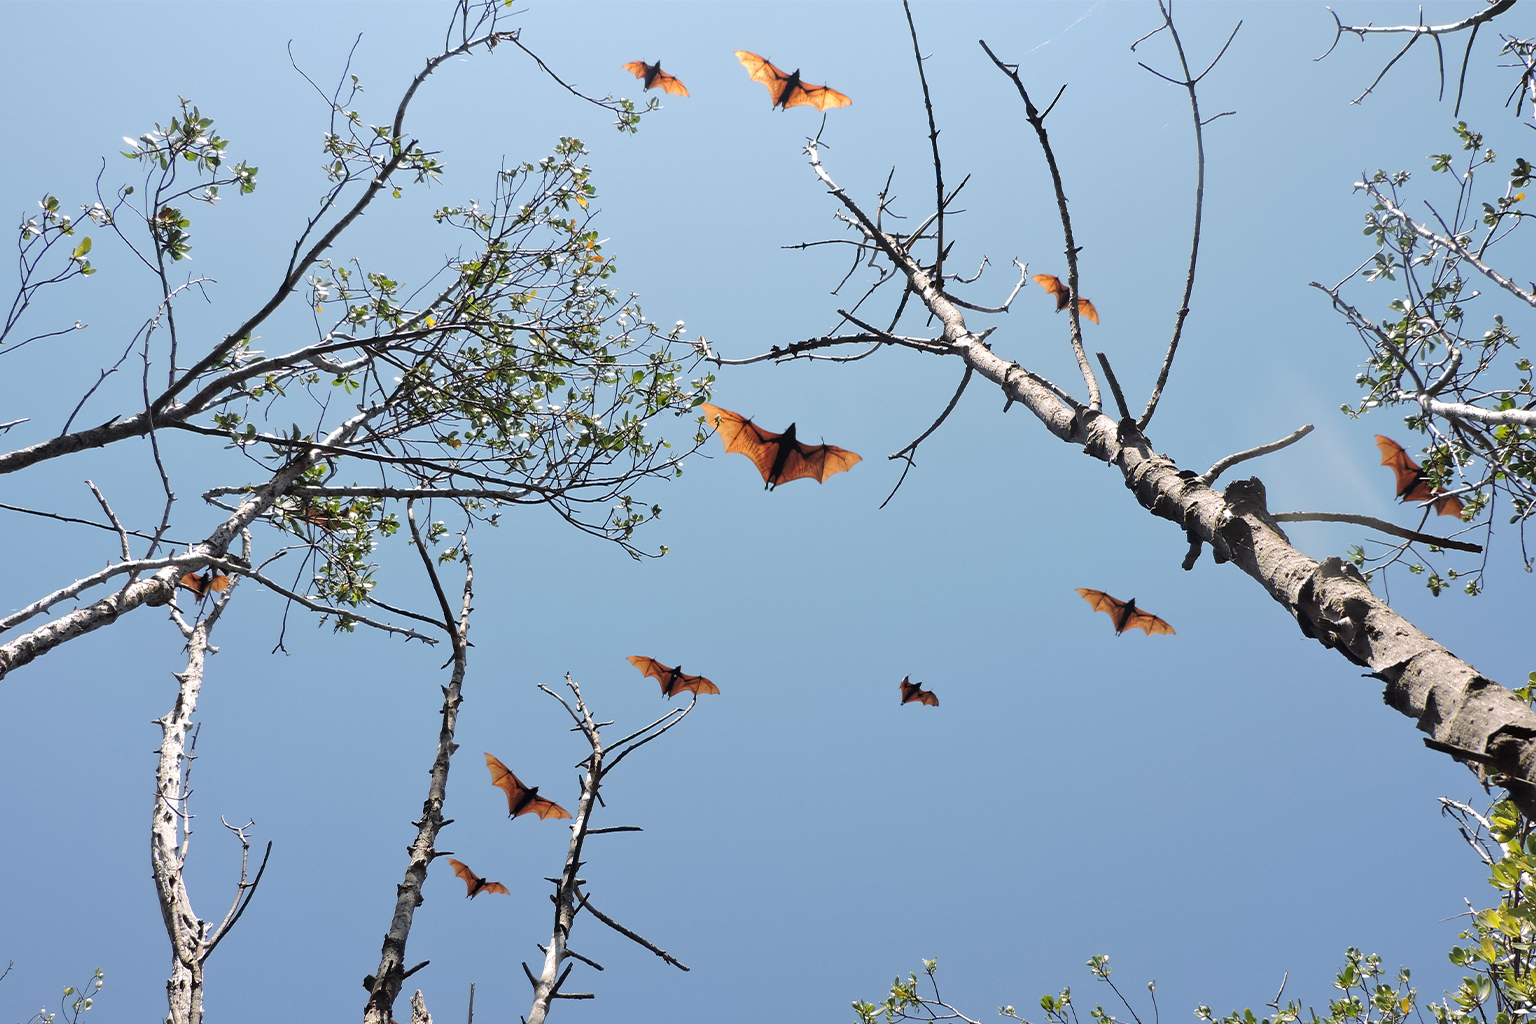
[979,40,1102,412]
[1199,424,1314,486]
[364,520,471,1024]
[1271,511,1483,554]
[1133,5,1241,430]
[524,676,699,1023]
[1318,1,1517,107]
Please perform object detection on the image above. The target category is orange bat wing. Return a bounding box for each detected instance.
[1076,588,1123,618]
[899,676,939,707]
[735,51,790,105]
[1123,609,1176,636]
[1433,493,1465,518]
[478,881,511,896]
[524,796,573,821]
[178,572,230,598]
[672,671,720,696]
[1374,435,1424,499]
[624,60,689,97]
[484,752,528,815]
[778,440,863,485]
[447,857,479,896]
[1032,273,1070,310]
[1375,435,1462,516]
[627,655,718,697]
[1076,298,1100,324]
[627,655,667,686]
[700,403,783,484]
[784,81,851,111]
[652,69,690,97]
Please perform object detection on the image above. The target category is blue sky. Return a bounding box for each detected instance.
[1,3,1531,1023]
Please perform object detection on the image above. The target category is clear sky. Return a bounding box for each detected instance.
[0,3,1531,1023]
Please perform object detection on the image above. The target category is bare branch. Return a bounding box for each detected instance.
[1198,424,1314,486]
[903,0,947,283]
[945,260,1031,314]
[979,40,1102,412]
[880,366,973,510]
[574,891,690,972]
[1271,511,1483,554]
[1136,5,1239,430]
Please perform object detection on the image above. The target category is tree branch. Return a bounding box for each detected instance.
[979,40,1103,412]
[1271,511,1483,554]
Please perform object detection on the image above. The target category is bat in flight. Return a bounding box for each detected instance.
[627,655,720,698]
[623,60,690,97]
[1076,589,1175,636]
[178,571,230,599]
[484,753,572,820]
[1032,273,1100,325]
[734,51,851,111]
[898,676,939,707]
[699,403,862,489]
[1374,435,1464,518]
[446,858,510,899]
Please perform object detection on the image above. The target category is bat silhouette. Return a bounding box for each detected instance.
[1374,435,1464,518]
[627,655,720,698]
[623,60,689,97]
[446,858,510,899]
[1076,589,1175,636]
[898,676,939,707]
[1032,273,1099,324]
[734,51,851,111]
[700,403,861,489]
[484,753,572,820]
[178,571,230,599]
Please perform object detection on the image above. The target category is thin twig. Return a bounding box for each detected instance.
[980,40,1102,412]
[903,0,947,284]
[1198,424,1313,485]
[1136,6,1240,430]
[1270,511,1481,553]
[881,366,973,510]
[575,892,690,972]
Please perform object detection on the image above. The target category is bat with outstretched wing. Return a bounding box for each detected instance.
[734,51,851,111]
[1032,273,1099,324]
[1076,589,1175,636]
[1374,435,1464,518]
[446,858,510,899]
[178,571,230,599]
[623,60,689,97]
[484,753,572,820]
[699,403,861,489]
[898,676,939,707]
[627,655,720,698]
